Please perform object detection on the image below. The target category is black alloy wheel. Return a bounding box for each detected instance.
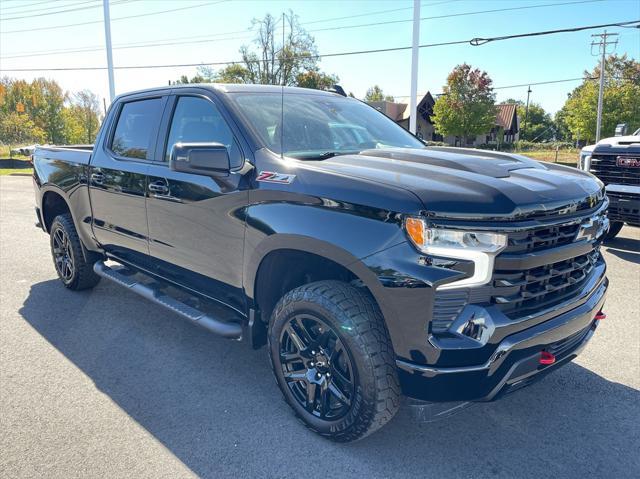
[52,227,74,283]
[278,313,355,420]
[49,214,101,290]
[268,280,400,442]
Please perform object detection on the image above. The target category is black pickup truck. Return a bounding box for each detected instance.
[33,84,609,442]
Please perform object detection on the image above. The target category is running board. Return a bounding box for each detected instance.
[93,261,243,339]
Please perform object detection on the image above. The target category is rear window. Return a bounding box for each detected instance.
[111,98,163,159]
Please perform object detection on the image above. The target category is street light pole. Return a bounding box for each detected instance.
[523,85,532,140]
[409,0,420,135]
[591,30,618,142]
[103,0,115,103]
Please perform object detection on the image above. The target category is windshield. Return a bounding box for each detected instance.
[230,92,424,158]
[634,128,640,136]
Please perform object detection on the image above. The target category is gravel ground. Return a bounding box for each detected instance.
[1,176,639,478]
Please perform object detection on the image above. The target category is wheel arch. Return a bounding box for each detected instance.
[41,188,72,232]
[247,235,387,324]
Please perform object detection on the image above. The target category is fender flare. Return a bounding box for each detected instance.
[244,233,386,303]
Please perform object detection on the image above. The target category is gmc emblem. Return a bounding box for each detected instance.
[617,157,640,167]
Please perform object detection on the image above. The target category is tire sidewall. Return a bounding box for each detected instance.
[269,295,380,438]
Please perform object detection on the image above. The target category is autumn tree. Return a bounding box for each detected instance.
[559,54,640,142]
[364,85,394,102]
[432,64,497,144]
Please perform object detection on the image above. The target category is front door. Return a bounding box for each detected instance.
[145,94,248,313]
[89,95,166,266]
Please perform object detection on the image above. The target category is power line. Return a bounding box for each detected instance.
[308,0,604,34]
[0,0,100,19]
[0,0,55,12]
[0,0,608,57]
[3,20,637,73]
[0,0,133,21]
[1,0,228,34]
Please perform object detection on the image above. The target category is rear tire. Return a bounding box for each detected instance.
[50,214,101,290]
[604,221,624,241]
[268,280,400,442]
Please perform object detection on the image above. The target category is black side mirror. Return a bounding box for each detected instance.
[170,142,230,176]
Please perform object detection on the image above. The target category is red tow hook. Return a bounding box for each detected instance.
[595,311,607,321]
[539,351,556,365]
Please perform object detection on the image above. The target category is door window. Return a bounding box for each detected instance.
[110,98,163,160]
[166,96,242,168]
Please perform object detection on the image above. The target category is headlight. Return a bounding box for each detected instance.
[405,218,507,289]
[578,153,592,170]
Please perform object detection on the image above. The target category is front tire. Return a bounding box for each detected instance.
[268,280,400,442]
[50,214,101,290]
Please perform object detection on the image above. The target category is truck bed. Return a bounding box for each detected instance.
[34,145,93,165]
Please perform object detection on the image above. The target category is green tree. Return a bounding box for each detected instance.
[432,64,497,144]
[364,85,394,102]
[69,90,101,143]
[295,69,339,90]
[0,112,46,145]
[517,102,554,141]
[559,54,640,143]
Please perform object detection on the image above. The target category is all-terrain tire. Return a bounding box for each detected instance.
[604,221,624,241]
[50,213,101,290]
[268,280,400,442]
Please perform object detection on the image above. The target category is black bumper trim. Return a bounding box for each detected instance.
[396,278,607,402]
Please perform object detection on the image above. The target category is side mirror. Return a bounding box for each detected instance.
[170,142,230,176]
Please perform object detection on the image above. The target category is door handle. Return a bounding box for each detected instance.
[148,180,169,195]
[91,172,105,185]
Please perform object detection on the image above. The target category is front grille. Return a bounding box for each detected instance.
[590,154,640,186]
[607,191,640,225]
[492,249,600,316]
[503,223,580,254]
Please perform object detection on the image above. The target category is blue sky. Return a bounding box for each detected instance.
[1,0,639,114]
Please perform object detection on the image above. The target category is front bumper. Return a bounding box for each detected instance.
[606,186,640,226]
[396,277,607,402]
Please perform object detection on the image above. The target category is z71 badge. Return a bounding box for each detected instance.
[256,171,296,184]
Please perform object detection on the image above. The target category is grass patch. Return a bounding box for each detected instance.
[514,149,578,168]
[0,168,33,176]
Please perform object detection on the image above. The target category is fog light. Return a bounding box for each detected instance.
[539,351,556,365]
[595,311,606,321]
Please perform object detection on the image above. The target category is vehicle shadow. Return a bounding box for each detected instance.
[604,233,640,264]
[20,280,640,479]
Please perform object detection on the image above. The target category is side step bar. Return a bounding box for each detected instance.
[93,261,243,339]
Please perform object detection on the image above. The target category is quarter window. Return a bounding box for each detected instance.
[166,96,242,168]
[111,98,163,160]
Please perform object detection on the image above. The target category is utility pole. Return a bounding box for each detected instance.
[409,0,420,134]
[103,0,115,103]
[591,30,618,142]
[523,85,532,140]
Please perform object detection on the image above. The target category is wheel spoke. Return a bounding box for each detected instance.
[292,317,315,345]
[329,381,351,407]
[280,352,302,364]
[285,324,307,352]
[283,371,306,383]
[305,381,317,412]
[319,383,332,418]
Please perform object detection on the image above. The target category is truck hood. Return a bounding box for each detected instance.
[310,147,603,220]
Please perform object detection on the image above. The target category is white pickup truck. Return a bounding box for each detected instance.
[579,128,640,239]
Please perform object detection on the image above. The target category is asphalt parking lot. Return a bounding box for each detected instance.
[1,175,639,478]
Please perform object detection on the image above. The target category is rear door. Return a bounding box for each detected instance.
[89,94,167,266]
[145,92,249,313]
